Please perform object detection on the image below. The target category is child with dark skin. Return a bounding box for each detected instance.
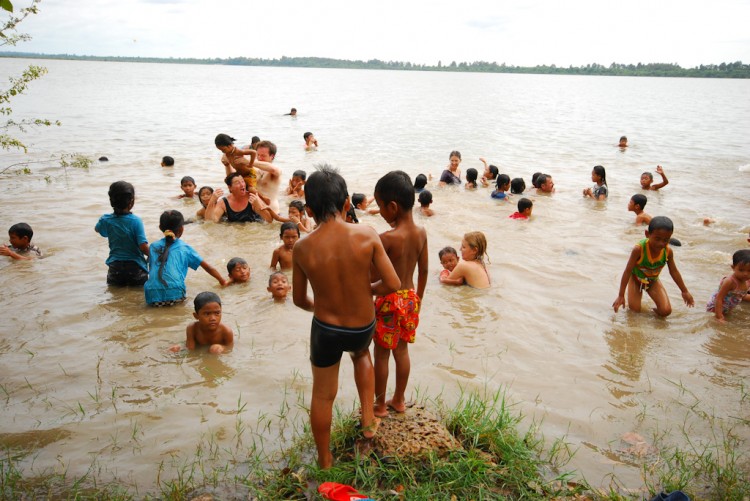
[271,222,299,270]
[628,194,652,225]
[267,271,291,301]
[170,292,234,354]
[613,216,694,317]
[372,171,429,418]
[292,164,400,469]
[226,257,250,285]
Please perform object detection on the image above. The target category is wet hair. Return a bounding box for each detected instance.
[225,172,244,187]
[537,174,551,189]
[346,206,359,224]
[620,136,627,142]
[463,231,488,261]
[438,246,458,260]
[375,170,415,211]
[198,186,214,207]
[256,140,277,158]
[305,164,348,222]
[733,249,750,266]
[642,172,654,181]
[289,200,305,214]
[303,132,313,141]
[161,156,174,166]
[268,271,288,286]
[631,193,647,209]
[414,173,428,191]
[8,222,33,240]
[449,150,461,160]
[418,190,433,206]
[592,165,607,186]
[180,176,195,186]
[251,136,260,146]
[518,197,533,213]
[292,169,307,181]
[495,174,510,190]
[290,108,297,113]
[280,221,300,237]
[226,257,248,274]
[510,177,526,194]
[156,210,184,286]
[351,193,366,207]
[531,172,542,188]
[108,180,135,215]
[194,291,221,312]
[486,165,499,179]
[648,216,674,233]
[214,133,235,147]
[466,168,478,186]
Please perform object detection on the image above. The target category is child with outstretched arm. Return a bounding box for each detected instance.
[292,164,400,469]
[372,171,428,418]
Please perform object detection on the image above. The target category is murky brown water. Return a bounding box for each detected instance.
[1,59,749,492]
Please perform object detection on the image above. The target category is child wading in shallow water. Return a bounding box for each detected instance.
[706,249,750,323]
[170,291,234,354]
[292,164,399,469]
[440,231,491,289]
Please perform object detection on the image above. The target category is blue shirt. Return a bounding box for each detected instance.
[490,191,508,200]
[144,238,203,304]
[95,213,148,271]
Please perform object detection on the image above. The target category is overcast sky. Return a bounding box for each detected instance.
[4,0,750,67]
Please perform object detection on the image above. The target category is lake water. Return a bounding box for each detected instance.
[1,58,749,494]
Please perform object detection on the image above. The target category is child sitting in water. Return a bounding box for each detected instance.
[271,222,300,270]
[304,132,318,151]
[479,158,499,187]
[264,200,314,233]
[170,292,233,354]
[161,156,174,167]
[439,231,490,289]
[438,246,459,280]
[267,271,292,301]
[510,177,526,195]
[618,136,628,148]
[196,186,214,219]
[491,174,511,200]
[583,165,608,200]
[1,222,42,260]
[613,216,694,317]
[226,257,250,284]
[285,169,306,198]
[414,174,428,193]
[177,176,197,199]
[640,165,669,191]
[145,210,227,306]
[465,168,479,189]
[509,198,533,219]
[418,190,434,217]
[706,249,750,323]
[95,181,149,285]
[628,194,652,225]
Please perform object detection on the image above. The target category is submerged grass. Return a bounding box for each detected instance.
[1,387,748,500]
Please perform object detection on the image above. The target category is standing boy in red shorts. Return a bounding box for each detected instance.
[372,171,429,418]
[293,165,400,469]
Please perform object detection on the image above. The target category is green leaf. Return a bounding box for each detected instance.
[0,0,13,13]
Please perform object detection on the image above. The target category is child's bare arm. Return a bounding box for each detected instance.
[613,246,641,312]
[139,242,149,256]
[666,249,693,306]
[270,248,280,269]
[248,193,274,223]
[200,261,229,287]
[371,238,400,296]
[222,325,235,348]
[712,278,736,322]
[416,233,429,299]
[0,245,32,260]
[292,256,314,311]
[185,324,197,350]
[205,189,226,223]
[651,166,669,190]
[441,262,467,286]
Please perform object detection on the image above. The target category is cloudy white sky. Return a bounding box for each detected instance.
[5,0,750,67]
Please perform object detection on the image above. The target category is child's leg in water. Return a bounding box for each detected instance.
[626,275,644,312]
[646,280,672,317]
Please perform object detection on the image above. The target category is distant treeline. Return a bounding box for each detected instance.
[2,52,749,78]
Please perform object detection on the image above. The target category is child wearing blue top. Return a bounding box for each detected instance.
[490,174,511,200]
[145,210,227,306]
[95,181,149,286]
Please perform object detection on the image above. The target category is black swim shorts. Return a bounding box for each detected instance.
[310,317,375,368]
[107,260,148,286]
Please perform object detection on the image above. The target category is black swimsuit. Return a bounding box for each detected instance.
[223,198,261,223]
[310,317,375,368]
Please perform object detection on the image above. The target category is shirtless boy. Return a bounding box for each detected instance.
[640,165,669,191]
[267,271,291,301]
[293,164,400,469]
[254,140,283,213]
[628,194,652,225]
[270,222,299,270]
[372,171,428,418]
[171,292,234,354]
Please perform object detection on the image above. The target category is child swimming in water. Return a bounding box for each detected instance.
[491,174,511,200]
[613,216,694,317]
[509,198,533,219]
[439,231,490,289]
[583,165,608,200]
[145,210,227,306]
[479,158,498,187]
[2,222,42,260]
[706,249,750,323]
[628,194,652,225]
[418,190,434,217]
[177,176,196,199]
[267,271,292,301]
[640,165,669,191]
[226,257,250,284]
[170,292,234,354]
[196,186,214,219]
[95,181,149,285]
[271,222,300,270]
[465,168,479,189]
[438,246,459,280]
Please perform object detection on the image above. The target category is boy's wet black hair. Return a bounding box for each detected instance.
[214,133,235,147]
[733,249,750,266]
[374,170,414,211]
[303,132,313,141]
[194,291,221,312]
[305,164,348,222]
[162,156,174,166]
[226,257,247,274]
[518,197,533,212]
[438,246,457,259]
[292,169,307,181]
[510,177,526,194]
[418,190,433,206]
[648,216,674,233]
[642,171,654,180]
[631,193,647,209]
[495,174,510,189]
[346,206,359,224]
[531,172,542,188]
[289,200,305,213]
[268,271,288,286]
[351,193,366,207]
[8,222,33,240]
[466,168,478,184]
[280,221,300,237]
[108,180,135,215]
[180,176,195,186]
[414,173,427,190]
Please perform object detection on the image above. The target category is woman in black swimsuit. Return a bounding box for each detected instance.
[205,172,271,223]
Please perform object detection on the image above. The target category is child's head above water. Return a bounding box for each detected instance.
[619,136,628,147]
[292,169,307,182]
[280,221,300,248]
[629,193,647,211]
[495,174,510,191]
[226,257,250,283]
[180,176,196,197]
[198,186,214,208]
[438,246,459,272]
[732,249,750,267]
[414,173,428,191]
[485,165,499,180]
[305,164,348,222]
[194,291,221,313]
[267,271,291,300]
[517,197,533,216]
[465,168,478,186]
[374,170,415,212]
[531,172,543,189]
[161,155,174,167]
[108,180,135,215]
[510,177,526,194]
[8,222,33,248]
[646,216,674,250]
[462,231,487,262]
[288,200,306,219]
[418,190,433,207]
[351,193,367,209]
[640,171,654,189]
[214,133,235,148]
[592,165,607,185]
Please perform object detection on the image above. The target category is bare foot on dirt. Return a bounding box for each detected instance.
[386,399,406,413]
[373,403,389,418]
[362,417,381,439]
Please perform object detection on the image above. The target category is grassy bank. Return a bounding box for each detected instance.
[1,388,748,500]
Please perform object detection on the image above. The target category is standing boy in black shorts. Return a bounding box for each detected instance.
[292,164,400,469]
